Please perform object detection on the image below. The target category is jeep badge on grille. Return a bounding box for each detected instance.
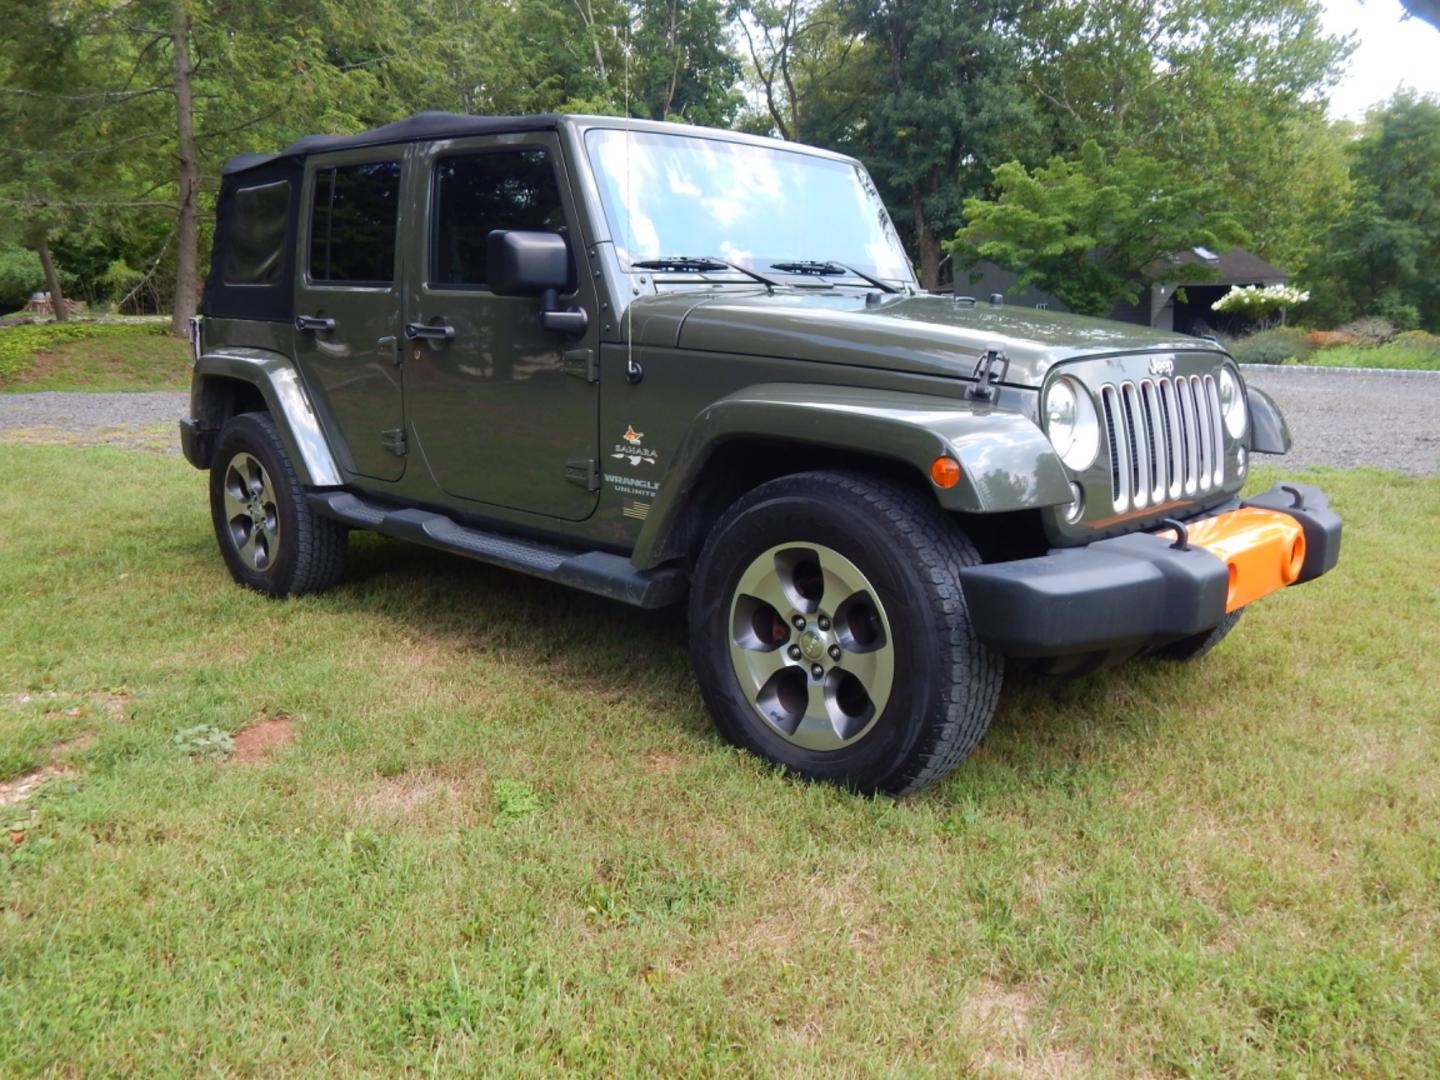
[1149,357,1175,376]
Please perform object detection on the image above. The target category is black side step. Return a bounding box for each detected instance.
[308,491,687,609]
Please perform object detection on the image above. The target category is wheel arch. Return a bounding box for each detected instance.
[631,384,1072,569]
[185,348,343,486]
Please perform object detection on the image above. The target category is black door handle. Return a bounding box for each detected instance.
[294,314,336,332]
[404,321,456,342]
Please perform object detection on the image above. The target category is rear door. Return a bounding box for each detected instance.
[293,150,406,482]
[402,133,599,520]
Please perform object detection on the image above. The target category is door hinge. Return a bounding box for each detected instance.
[381,428,407,456]
[562,348,599,383]
[564,457,600,491]
[379,335,401,367]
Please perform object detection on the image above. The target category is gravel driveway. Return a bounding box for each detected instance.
[1242,367,1439,476]
[0,372,1435,474]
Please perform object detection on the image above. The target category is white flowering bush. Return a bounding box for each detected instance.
[1212,284,1310,322]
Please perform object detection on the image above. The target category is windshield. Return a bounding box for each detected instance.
[584,128,915,285]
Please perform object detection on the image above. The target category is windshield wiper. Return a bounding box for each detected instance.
[769,260,900,294]
[632,256,780,289]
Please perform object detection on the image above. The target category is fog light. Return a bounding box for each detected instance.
[1237,446,1247,475]
[1064,482,1085,523]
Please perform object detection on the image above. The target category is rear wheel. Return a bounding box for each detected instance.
[688,470,1002,795]
[209,412,347,598]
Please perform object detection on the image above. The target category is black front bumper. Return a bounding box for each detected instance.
[959,482,1341,665]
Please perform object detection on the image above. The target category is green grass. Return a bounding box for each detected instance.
[1298,337,1440,372]
[1,447,1438,1076]
[0,321,188,392]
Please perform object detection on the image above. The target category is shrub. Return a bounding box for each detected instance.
[1336,317,1397,345]
[1212,284,1310,322]
[0,245,45,313]
[1392,330,1440,350]
[1227,326,1315,365]
[1305,330,1356,349]
[0,321,169,384]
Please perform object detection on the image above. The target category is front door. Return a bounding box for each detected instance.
[293,150,406,482]
[402,134,599,520]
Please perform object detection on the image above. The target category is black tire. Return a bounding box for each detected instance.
[209,411,347,598]
[688,470,1002,796]
[1152,608,1244,662]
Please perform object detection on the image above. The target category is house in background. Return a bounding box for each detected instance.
[944,247,1289,336]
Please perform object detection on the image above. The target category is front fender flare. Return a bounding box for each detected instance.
[633,383,1072,568]
[189,348,343,487]
[1246,385,1292,454]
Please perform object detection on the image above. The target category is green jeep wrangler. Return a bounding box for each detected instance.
[182,112,1341,794]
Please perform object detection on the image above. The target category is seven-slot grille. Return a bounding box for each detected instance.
[1097,373,1225,513]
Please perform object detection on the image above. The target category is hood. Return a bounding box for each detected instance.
[627,288,1224,388]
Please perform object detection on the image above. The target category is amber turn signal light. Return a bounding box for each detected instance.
[930,456,962,489]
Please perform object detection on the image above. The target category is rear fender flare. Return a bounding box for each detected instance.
[632,383,1072,568]
[190,348,342,487]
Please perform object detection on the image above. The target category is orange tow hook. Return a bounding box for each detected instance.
[1160,508,1306,613]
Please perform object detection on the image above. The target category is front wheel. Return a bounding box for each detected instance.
[688,471,1002,795]
[209,412,347,598]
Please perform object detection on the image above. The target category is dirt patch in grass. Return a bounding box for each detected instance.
[0,763,75,808]
[229,714,296,763]
[966,978,1092,1079]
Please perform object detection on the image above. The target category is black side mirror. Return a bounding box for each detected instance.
[487,230,588,338]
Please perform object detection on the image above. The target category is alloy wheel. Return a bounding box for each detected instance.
[728,543,895,751]
[221,451,280,572]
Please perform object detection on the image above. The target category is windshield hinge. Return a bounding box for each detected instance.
[562,348,599,383]
[966,346,1009,402]
[564,458,600,491]
[381,427,407,456]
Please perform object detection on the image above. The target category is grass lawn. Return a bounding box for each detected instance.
[1,448,1437,1076]
[0,322,190,392]
[1298,340,1440,371]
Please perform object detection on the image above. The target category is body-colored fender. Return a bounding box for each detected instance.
[631,382,1072,568]
[187,348,343,487]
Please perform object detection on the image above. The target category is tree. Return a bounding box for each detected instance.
[1303,93,1440,330]
[733,0,876,147]
[951,141,1248,316]
[838,0,1038,289]
[1020,0,1351,276]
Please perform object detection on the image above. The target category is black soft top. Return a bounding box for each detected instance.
[221,111,563,175]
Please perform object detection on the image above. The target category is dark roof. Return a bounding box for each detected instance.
[1172,247,1287,285]
[221,111,562,175]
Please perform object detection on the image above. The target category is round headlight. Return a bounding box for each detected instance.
[1218,367,1247,439]
[1044,376,1100,471]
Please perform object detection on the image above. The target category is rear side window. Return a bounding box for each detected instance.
[309,161,401,284]
[431,149,565,288]
[222,180,290,285]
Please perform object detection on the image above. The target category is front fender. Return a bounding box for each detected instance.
[189,348,343,487]
[1246,385,1292,454]
[633,383,1072,567]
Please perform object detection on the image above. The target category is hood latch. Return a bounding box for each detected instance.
[966,346,1009,402]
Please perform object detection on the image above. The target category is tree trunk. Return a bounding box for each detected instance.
[36,235,68,322]
[170,0,200,337]
[912,185,941,291]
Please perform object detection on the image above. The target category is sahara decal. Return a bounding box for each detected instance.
[610,425,658,467]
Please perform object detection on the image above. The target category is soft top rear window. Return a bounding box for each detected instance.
[222,180,290,286]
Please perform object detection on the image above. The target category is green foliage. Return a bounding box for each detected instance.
[172,725,234,762]
[1298,334,1440,372]
[1227,327,1315,365]
[0,322,169,385]
[493,779,544,823]
[952,141,1248,316]
[0,245,44,312]
[838,0,1039,286]
[1021,0,1353,277]
[1302,93,1440,332]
